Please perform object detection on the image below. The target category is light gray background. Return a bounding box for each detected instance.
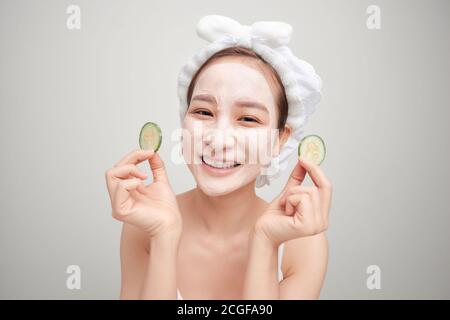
[1,0,449,299]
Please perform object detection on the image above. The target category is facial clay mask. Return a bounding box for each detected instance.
[181,59,283,196]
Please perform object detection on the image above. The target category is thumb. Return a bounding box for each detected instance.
[278,156,307,199]
[147,152,169,183]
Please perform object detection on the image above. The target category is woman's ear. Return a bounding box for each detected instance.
[271,124,291,158]
[278,124,292,150]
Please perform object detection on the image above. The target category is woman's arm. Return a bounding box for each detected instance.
[119,222,181,300]
[242,230,328,300]
[279,232,328,299]
[244,156,331,299]
[140,231,180,299]
[242,231,280,300]
[119,223,149,299]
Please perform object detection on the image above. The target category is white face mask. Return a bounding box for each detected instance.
[181,59,283,196]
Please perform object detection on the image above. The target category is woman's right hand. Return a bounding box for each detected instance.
[105,148,182,239]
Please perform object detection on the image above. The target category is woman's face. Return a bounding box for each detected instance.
[181,57,288,196]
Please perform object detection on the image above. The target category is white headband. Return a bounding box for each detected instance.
[177,14,323,188]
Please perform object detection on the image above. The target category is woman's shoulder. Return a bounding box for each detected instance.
[176,187,197,199]
[258,196,270,206]
[175,189,195,209]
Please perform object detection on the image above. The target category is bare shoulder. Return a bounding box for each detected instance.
[257,196,270,211]
[175,188,195,217]
[282,232,329,278]
[175,188,195,204]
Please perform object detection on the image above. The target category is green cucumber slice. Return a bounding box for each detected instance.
[298,134,326,165]
[139,122,162,152]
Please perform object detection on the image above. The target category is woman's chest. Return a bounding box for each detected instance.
[176,234,250,299]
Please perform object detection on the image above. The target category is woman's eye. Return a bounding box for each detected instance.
[239,116,259,123]
[193,109,212,116]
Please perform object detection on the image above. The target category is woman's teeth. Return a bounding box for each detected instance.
[202,156,241,169]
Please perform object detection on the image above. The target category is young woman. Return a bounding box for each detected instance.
[105,16,332,300]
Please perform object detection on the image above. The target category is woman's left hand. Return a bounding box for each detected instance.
[254,155,333,246]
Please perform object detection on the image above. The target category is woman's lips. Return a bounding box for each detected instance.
[200,156,242,177]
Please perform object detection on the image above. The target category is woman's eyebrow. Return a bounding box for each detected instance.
[191,94,269,114]
[191,94,217,105]
[234,100,269,114]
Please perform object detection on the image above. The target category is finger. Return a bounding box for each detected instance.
[299,155,332,190]
[281,158,307,195]
[291,186,321,220]
[148,152,169,183]
[285,197,294,216]
[304,187,323,227]
[109,164,148,180]
[114,148,155,168]
[113,178,144,209]
[285,198,303,220]
[136,183,148,195]
[106,165,148,194]
[281,186,311,215]
[280,185,312,207]
[286,192,305,216]
[291,185,325,229]
[287,193,313,223]
[280,185,302,206]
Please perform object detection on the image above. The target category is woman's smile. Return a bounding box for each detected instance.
[200,155,243,176]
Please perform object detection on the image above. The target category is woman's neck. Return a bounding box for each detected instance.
[191,181,265,237]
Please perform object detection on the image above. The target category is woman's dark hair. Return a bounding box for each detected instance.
[186,46,288,132]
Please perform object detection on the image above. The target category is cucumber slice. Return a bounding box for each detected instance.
[298,134,326,165]
[139,122,162,152]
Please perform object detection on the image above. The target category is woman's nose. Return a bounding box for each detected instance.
[204,129,236,147]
